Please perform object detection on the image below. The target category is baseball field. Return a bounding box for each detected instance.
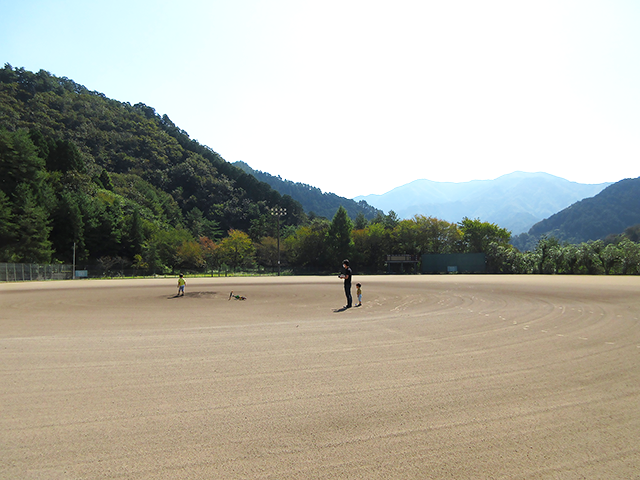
[1,275,639,479]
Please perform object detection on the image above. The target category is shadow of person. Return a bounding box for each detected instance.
[333,306,349,313]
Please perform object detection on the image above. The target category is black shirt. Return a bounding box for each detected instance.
[344,266,353,286]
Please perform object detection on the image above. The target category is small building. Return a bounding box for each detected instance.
[421,253,486,274]
[386,254,419,274]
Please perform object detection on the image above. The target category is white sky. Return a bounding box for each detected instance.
[2,0,639,198]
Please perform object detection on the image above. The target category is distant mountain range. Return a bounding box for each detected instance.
[233,164,639,248]
[234,161,382,220]
[355,172,612,234]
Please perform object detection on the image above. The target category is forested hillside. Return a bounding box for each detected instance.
[234,161,382,221]
[0,64,304,266]
[512,177,640,249]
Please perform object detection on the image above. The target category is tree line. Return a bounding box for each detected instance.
[196,211,640,276]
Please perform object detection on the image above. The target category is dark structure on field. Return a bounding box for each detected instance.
[385,255,420,273]
[421,253,486,274]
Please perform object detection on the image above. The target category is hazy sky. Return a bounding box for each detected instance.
[2,0,639,198]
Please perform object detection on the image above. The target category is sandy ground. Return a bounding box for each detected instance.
[1,274,639,479]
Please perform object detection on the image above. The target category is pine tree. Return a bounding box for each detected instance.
[0,190,16,261]
[10,183,52,263]
[327,206,354,268]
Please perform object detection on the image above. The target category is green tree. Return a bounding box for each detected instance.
[0,129,46,197]
[326,206,354,267]
[49,190,85,262]
[185,207,210,238]
[459,217,511,254]
[485,241,521,273]
[0,190,16,260]
[82,192,126,259]
[148,227,194,273]
[248,213,274,241]
[354,212,368,230]
[199,236,222,274]
[590,240,607,274]
[218,229,255,270]
[46,139,85,173]
[576,241,604,275]
[561,244,580,274]
[255,236,280,269]
[601,242,622,275]
[352,222,390,272]
[125,207,144,258]
[618,238,640,275]
[534,236,562,274]
[392,220,420,256]
[284,219,329,269]
[412,215,462,254]
[392,216,458,255]
[10,183,52,263]
[97,169,114,191]
[176,240,204,271]
[371,210,399,229]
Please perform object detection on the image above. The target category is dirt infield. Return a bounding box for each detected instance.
[1,275,639,479]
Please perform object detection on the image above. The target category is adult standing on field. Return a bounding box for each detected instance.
[340,259,353,308]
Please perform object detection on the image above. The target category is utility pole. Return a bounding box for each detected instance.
[270,207,286,275]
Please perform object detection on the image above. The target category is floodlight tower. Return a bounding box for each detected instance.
[270,207,286,275]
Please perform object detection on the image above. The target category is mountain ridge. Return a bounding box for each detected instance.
[234,161,382,221]
[355,172,612,234]
[524,176,640,244]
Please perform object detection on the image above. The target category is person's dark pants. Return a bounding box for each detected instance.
[344,282,352,307]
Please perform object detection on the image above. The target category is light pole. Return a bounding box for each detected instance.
[270,207,286,275]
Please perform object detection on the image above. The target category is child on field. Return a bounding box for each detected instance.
[177,274,186,296]
[356,283,362,306]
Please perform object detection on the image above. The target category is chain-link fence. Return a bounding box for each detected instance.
[0,263,294,281]
[0,263,348,282]
[0,263,74,282]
